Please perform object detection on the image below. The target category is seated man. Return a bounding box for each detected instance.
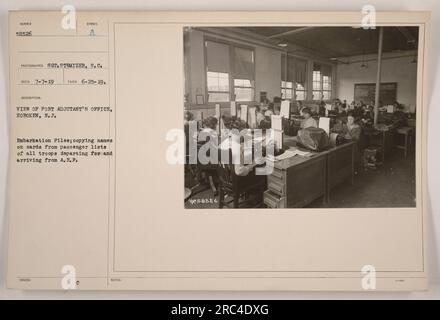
[300,107,318,129]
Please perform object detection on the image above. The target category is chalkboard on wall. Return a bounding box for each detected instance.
[354,82,397,105]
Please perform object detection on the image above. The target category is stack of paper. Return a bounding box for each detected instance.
[280,100,290,118]
[271,148,312,161]
[319,117,330,136]
[240,104,248,122]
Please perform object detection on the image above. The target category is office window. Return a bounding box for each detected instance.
[206,40,230,102]
[234,78,254,102]
[281,54,294,100]
[281,81,293,99]
[313,62,332,101]
[313,63,322,101]
[322,65,332,100]
[207,71,230,102]
[295,58,307,101]
[205,41,255,103]
[233,47,255,102]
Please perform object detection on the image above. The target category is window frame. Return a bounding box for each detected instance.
[322,73,332,101]
[294,58,307,101]
[312,62,333,101]
[281,54,308,101]
[233,78,255,102]
[204,37,256,104]
[281,80,294,100]
[206,71,231,103]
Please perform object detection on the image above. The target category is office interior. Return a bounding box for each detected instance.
[183,26,418,209]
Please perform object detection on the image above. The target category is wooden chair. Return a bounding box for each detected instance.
[185,122,218,196]
[194,135,219,196]
[217,149,266,208]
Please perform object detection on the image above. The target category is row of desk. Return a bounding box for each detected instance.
[264,138,355,208]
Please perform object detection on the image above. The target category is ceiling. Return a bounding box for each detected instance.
[238,26,418,58]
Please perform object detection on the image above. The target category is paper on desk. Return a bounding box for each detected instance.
[269,148,312,161]
[280,100,290,118]
[386,105,394,113]
[271,115,283,131]
[319,117,330,136]
[274,150,297,160]
[215,104,221,119]
[273,130,283,150]
[248,106,257,128]
[240,104,248,122]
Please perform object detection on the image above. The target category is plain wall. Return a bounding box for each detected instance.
[336,51,418,112]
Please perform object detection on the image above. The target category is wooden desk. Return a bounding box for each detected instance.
[264,141,355,208]
[326,142,355,203]
[366,128,395,163]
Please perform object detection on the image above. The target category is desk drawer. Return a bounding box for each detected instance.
[271,168,284,180]
[264,190,286,208]
[268,176,285,196]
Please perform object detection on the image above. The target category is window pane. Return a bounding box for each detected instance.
[313,81,321,90]
[207,72,229,92]
[207,76,218,91]
[218,77,229,91]
[323,76,331,90]
[313,91,322,100]
[281,89,293,99]
[235,78,253,88]
[313,72,319,80]
[286,81,293,89]
[323,91,331,100]
[242,79,252,87]
[296,83,305,90]
[234,79,243,87]
[234,88,254,101]
[208,92,230,102]
[281,81,286,88]
[296,91,305,101]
